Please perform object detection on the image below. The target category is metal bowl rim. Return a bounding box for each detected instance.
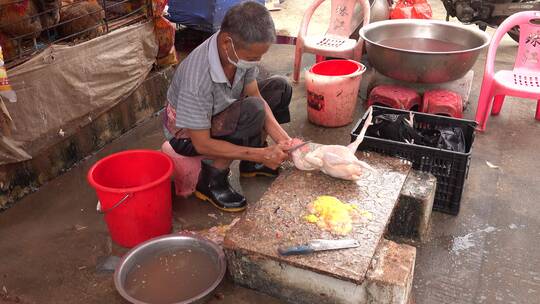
[359,19,491,55]
[113,233,227,304]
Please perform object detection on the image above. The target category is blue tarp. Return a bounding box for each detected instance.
[168,0,265,32]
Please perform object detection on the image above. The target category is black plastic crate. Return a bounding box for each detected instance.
[351,106,477,215]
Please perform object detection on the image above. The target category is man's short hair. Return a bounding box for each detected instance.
[221,1,276,48]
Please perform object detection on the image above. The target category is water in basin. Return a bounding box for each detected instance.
[124,248,219,304]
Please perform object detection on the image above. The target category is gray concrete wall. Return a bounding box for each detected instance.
[0,67,174,209]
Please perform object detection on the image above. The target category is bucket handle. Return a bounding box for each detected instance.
[96,193,133,214]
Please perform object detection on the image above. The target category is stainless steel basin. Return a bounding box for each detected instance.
[360,19,490,83]
[114,233,226,304]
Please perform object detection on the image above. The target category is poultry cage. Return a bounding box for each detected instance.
[0,0,153,68]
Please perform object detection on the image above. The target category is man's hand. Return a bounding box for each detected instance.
[189,129,294,169]
[278,138,304,149]
[260,144,289,169]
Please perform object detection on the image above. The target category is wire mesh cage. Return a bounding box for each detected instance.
[0,0,153,68]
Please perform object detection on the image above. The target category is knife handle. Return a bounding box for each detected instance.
[278,245,315,256]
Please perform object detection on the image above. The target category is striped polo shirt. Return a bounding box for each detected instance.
[166,32,258,134]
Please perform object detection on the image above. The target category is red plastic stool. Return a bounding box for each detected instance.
[422,89,463,118]
[367,85,422,110]
[161,141,204,198]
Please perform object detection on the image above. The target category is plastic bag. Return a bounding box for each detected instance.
[366,114,424,144]
[152,0,168,16]
[152,0,176,65]
[438,128,466,152]
[155,16,176,59]
[390,0,432,20]
[421,127,466,153]
[367,114,466,152]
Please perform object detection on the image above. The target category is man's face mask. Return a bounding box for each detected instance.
[226,37,260,69]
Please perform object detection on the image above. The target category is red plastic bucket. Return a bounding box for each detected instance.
[305,59,366,127]
[310,59,361,76]
[87,150,173,248]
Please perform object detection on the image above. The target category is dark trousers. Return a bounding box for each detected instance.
[170,76,292,156]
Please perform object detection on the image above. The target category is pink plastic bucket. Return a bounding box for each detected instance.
[305,59,366,127]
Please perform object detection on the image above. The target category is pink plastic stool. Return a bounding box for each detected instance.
[161,141,204,197]
[367,85,422,110]
[422,89,463,118]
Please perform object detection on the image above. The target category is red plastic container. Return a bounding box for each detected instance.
[87,150,173,248]
[310,59,360,76]
[305,59,366,127]
[367,85,422,111]
[422,89,463,118]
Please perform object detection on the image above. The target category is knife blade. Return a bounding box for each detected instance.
[285,141,311,154]
[278,239,360,256]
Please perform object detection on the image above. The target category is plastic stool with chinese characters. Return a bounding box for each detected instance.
[367,85,422,110]
[422,89,463,118]
[161,141,204,197]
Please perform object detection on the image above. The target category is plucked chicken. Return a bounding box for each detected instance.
[291,107,375,181]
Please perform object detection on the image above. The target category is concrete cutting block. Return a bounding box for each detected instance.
[225,239,416,304]
[223,154,414,304]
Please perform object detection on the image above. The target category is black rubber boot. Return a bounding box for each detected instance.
[194,161,247,212]
[239,161,279,178]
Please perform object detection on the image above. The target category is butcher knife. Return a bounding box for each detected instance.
[278,239,360,256]
[285,141,311,153]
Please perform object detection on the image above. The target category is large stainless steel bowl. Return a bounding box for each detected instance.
[114,233,226,304]
[360,19,490,83]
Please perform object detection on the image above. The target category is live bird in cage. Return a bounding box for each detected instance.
[0,31,17,61]
[101,0,146,18]
[34,0,61,37]
[0,0,43,51]
[58,0,105,41]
